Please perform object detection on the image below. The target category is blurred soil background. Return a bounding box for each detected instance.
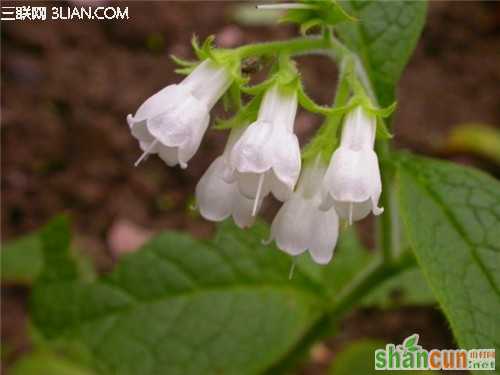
[1,1,500,374]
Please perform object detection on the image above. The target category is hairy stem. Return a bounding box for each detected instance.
[377,141,396,263]
[233,34,348,60]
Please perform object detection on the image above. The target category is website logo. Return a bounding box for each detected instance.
[374,334,495,371]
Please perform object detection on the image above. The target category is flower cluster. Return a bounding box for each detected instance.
[128,50,388,265]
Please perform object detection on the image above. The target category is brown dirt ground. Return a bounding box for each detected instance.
[1,1,500,374]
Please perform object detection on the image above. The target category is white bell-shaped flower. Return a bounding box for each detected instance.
[127,59,232,169]
[269,158,339,264]
[229,85,301,216]
[195,128,261,228]
[321,106,383,224]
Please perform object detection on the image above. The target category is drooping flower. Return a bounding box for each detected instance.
[321,106,383,224]
[195,128,262,228]
[127,59,232,169]
[269,157,339,264]
[229,84,301,215]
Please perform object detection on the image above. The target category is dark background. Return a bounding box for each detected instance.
[2,1,500,373]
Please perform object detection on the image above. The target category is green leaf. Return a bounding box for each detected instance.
[328,339,433,375]
[9,350,95,375]
[31,221,328,375]
[398,155,500,352]
[38,216,78,283]
[1,234,42,284]
[336,1,427,106]
[2,217,93,285]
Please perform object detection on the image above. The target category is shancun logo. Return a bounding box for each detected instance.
[375,334,495,371]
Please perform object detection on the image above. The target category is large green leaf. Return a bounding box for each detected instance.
[31,221,329,375]
[398,155,500,352]
[337,0,427,106]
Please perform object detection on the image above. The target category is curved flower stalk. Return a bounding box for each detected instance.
[321,106,383,224]
[229,84,301,216]
[269,157,339,264]
[127,59,232,169]
[195,128,262,228]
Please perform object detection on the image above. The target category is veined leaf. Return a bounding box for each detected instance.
[398,155,500,353]
[337,1,427,107]
[31,221,327,375]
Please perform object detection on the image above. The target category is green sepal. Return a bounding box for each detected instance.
[376,117,393,140]
[170,54,197,68]
[300,18,323,35]
[364,101,397,118]
[359,99,396,139]
[297,84,331,115]
[222,82,243,112]
[191,34,217,62]
[174,67,195,76]
[171,53,199,76]
[241,76,277,95]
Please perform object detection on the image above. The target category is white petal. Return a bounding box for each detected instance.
[271,197,314,256]
[129,118,154,144]
[235,171,271,200]
[147,94,209,148]
[325,147,381,203]
[307,208,339,264]
[231,193,259,228]
[181,60,232,108]
[157,144,179,167]
[195,157,234,222]
[271,127,301,193]
[333,199,372,222]
[230,120,275,174]
[340,106,376,151]
[177,114,210,169]
[297,156,327,198]
[319,191,335,211]
[132,84,191,123]
[258,85,298,132]
[269,171,293,201]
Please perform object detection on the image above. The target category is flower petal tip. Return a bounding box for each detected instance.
[261,237,272,246]
[373,205,384,216]
[127,114,135,127]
